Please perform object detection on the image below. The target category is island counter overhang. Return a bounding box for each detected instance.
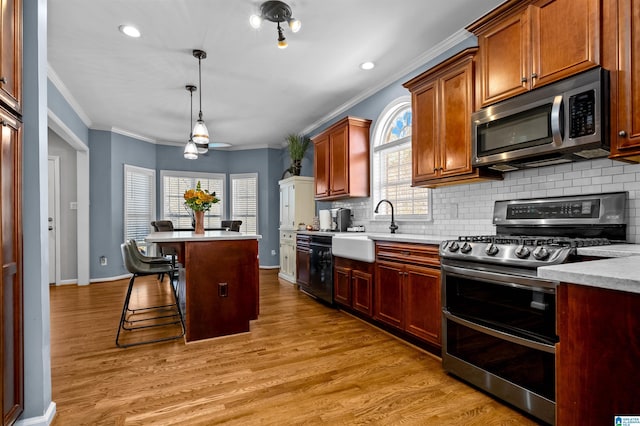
[146,231,262,342]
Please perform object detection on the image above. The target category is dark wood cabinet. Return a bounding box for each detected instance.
[556,284,640,425]
[606,0,640,162]
[0,0,21,114]
[403,48,501,188]
[469,0,601,107]
[374,242,441,348]
[0,0,22,422]
[312,117,371,200]
[295,234,310,288]
[333,257,374,317]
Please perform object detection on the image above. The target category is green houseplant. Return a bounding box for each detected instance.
[285,133,310,176]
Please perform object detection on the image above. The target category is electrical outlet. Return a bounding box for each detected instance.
[271,249,277,256]
[100,256,107,266]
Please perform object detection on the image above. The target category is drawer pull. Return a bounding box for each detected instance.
[401,251,411,256]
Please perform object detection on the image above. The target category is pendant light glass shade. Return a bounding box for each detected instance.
[184,140,198,159]
[184,84,198,160]
[192,118,209,145]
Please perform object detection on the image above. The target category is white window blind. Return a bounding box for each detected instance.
[160,170,225,229]
[372,97,431,220]
[230,173,258,234]
[124,165,156,253]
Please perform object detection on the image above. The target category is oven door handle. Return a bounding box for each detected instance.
[441,264,557,293]
[443,311,556,354]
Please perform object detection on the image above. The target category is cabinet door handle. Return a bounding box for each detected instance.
[433,168,438,172]
[619,130,628,137]
[0,77,6,84]
[531,73,538,79]
[521,76,528,83]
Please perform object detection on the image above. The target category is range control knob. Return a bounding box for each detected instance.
[485,243,499,256]
[448,241,460,252]
[460,242,472,253]
[514,244,530,259]
[533,246,550,260]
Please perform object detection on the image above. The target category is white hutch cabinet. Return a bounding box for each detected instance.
[278,176,314,283]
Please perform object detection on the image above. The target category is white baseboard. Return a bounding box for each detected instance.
[57,279,77,285]
[260,265,280,270]
[16,402,56,426]
[89,273,131,283]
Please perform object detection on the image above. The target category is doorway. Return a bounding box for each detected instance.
[48,156,60,285]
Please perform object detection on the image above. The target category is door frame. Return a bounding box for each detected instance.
[48,156,61,285]
[48,110,90,285]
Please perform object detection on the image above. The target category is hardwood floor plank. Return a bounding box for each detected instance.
[50,270,540,425]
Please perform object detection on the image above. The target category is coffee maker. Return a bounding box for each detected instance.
[331,208,352,232]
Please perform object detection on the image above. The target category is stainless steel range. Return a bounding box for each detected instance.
[440,192,627,425]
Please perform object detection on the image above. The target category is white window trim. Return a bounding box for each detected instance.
[123,164,156,250]
[230,173,258,235]
[371,96,432,223]
[160,170,226,227]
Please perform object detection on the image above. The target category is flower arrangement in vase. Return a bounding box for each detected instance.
[183,181,219,234]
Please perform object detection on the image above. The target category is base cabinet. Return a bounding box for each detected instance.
[556,284,640,425]
[374,242,441,348]
[278,231,297,283]
[334,257,374,317]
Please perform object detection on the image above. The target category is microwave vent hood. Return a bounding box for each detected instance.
[486,147,610,172]
[472,67,609,172]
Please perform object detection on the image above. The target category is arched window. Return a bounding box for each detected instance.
[372,97,430,219]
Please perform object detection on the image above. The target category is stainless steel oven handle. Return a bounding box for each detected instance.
[551,95,563,146]
[441,264,557,293]
[443,311,556,354]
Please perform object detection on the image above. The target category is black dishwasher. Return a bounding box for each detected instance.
[300,235,333,305]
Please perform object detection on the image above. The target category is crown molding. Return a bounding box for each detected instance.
[47,64,93,128]
[301,29,475,136]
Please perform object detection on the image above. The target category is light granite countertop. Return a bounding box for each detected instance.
[539,244,640,294]
[146,230,262,242]
[297,231,454,246]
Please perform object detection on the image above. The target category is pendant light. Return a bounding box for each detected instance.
[192,49,209,154]
[183,85,198,160]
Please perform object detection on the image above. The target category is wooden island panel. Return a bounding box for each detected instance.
[184,239,259,342]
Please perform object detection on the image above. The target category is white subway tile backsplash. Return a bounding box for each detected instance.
[330,159,640,243]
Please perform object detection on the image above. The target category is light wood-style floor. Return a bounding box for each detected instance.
[50,269,540,425]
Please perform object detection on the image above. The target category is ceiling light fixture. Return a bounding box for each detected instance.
[183,85,198,160]
[249,1,301,49]
[118,24,141,38]
[191,49,209,154]
[360,61,375,70]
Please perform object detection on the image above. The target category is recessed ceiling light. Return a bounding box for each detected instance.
[360,62,375,70]
[119,25,141,38]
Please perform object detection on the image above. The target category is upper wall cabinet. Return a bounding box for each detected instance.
[403,48,502,188]
[0,0,22,114]
[312,117,371,200]
[606,0,640,162]
[469,0,601,107]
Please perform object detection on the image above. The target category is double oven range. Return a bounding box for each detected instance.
[439,192,626,425]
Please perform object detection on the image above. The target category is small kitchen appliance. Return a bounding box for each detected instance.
[334,208,352,232]
[440,191,627,425]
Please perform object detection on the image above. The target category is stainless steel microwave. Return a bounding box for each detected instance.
[472,67,608,171]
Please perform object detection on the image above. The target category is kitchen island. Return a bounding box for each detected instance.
[146,231,261,342]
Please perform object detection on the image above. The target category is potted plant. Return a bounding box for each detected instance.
[285,133,310,176]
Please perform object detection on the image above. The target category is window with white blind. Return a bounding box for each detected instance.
[230,173,258,234]
[160,170,225,229]
[372,96,431,220]
[124,165,156,253]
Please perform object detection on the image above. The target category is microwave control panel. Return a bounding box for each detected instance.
[569,90,596,139]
